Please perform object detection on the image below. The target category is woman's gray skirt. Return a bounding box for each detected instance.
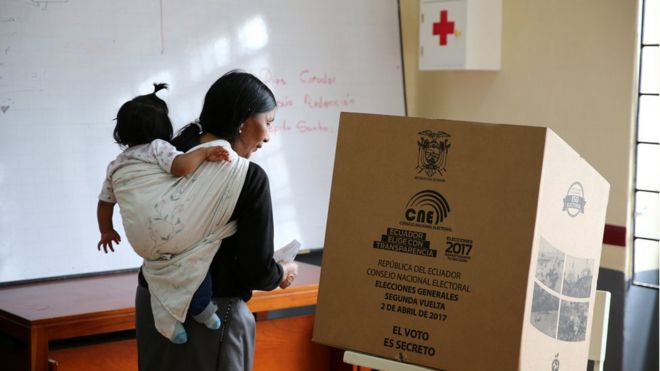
[135,284,256,371]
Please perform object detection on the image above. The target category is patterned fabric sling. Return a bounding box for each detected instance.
[113,140,248,339]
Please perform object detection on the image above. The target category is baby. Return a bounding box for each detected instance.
[97,83,227,344]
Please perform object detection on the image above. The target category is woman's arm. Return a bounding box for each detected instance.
[211,163,288,300]
[232,164,283,290]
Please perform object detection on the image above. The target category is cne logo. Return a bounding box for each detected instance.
[404,190,450,225]
[563,182,586,217]
[417,130,451,178]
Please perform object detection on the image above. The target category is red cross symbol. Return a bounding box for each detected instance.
[432,10,455,46]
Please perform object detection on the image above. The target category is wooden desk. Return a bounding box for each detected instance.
[0,262,323,371]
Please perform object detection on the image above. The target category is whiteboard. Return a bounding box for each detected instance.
[0,0,405,283]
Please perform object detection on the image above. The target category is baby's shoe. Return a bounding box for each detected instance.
[170,321,188,344]
[192,302,221,330]
[203,313,221,330]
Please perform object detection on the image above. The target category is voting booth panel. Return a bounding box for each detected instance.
[313,113,610,370]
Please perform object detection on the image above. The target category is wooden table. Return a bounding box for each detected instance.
[0,262,322,371]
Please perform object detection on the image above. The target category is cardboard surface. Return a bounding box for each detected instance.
[313,113,610,371]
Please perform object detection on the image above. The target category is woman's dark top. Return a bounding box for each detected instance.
[138,135,283,302]
[210,161,283,301]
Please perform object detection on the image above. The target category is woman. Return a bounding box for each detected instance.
[135,70,299,371]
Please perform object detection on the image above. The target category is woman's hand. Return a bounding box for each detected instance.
[278,261,298,289]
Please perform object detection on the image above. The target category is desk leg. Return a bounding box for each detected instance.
[28,327,48,371]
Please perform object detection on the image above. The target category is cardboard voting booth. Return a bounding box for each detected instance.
[313,113,610,370]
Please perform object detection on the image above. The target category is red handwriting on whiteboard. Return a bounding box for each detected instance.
[277,96,293,108]
[260,68,287,86]
[269,120,292,135]
[299,69,336,85]
[296,120,331,133]
[303,93,355,109]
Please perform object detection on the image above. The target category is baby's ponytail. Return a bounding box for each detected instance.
[153,83,168,94]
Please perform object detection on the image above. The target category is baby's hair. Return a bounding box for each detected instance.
[132,83,169,114]
[113,83,173,147]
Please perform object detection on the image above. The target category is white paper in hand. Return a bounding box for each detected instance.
[274,239,301,263]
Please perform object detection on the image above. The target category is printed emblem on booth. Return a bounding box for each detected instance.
[416,130,451,178]
[563,182,586,217]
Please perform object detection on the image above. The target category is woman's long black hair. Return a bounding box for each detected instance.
[171,70,276,151]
